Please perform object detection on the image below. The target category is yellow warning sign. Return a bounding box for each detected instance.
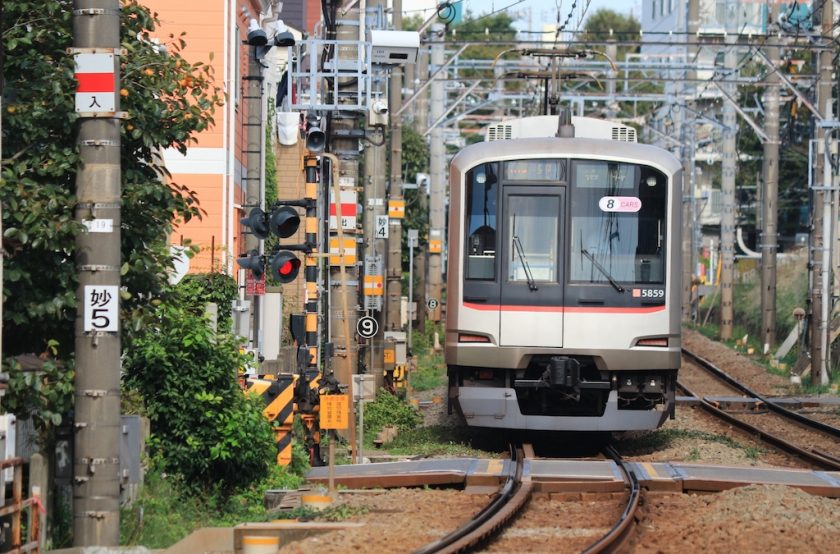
[384,348,396,364]
[329,237,357,266]
[364,275,384,296]
[320,394,349,430]
[429,238,442,253]
[388,199,405,218]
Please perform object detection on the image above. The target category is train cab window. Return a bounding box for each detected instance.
[570,161,667,286]
[465,163,499,280]
[507,196,559,283]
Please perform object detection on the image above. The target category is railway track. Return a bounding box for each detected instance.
[680,348,840,470]
[413,445,532,554]
[414,445,641,554]
[581,446,641,554]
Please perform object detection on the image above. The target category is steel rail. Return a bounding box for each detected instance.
[677,380,840,471]
[682,348,840,439]
[413,445,532,554]
[581,446,641,554]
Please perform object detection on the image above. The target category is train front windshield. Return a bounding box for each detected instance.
[570,160,667,286]
[464,158,668,292]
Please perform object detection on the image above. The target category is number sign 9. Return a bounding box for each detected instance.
[357,316,379,339]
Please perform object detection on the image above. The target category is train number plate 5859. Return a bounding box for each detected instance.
[632,288,664,299]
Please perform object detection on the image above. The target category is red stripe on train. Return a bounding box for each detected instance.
[462,302,666,314]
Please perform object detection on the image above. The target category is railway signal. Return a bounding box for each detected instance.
[268,251,301,283]
[237,200,314,282]
[237,249,264,278]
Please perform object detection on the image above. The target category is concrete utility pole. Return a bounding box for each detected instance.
[719,30,737,340]
[810,0,834,385]
[330,7,361,389]
[72,0,121,545]
[364,0,386,385]
[428,22,445,322]
[414,42,430,334]
[386,0,404,332]
[243,41,265,356]
[760,9,781,353]
[681,0,699,321]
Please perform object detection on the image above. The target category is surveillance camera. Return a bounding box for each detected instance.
[368,101,389,126]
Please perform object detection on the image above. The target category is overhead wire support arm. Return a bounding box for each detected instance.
[753,48,823,122]
[710,80,769,143]
[423,81,482,136]
[395,44,469,117]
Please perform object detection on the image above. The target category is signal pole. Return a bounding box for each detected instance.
[719,30,737,340]
[330,8,361,391]
[428,22,445,322]
[243,42,265,356]
[810,0,835,385]
[760,8,781,353]
[681,0,698,321]
[364,0,387,384]
[386,0,404,333]
[72,0,121,545]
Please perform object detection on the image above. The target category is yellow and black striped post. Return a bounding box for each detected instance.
[245,374,295,466]
[299,155,324,465]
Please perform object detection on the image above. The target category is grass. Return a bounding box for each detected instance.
[383,425,497,458]
[409,323,447,391]
[120,451,308,549]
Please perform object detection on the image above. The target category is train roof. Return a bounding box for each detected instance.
[451,137,682,176]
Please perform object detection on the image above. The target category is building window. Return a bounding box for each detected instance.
[651,0,656,19]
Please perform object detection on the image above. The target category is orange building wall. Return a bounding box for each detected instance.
[145,1,226,149]
[142,0,265,274]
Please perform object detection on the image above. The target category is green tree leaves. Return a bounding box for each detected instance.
[123,300,275,491]
[1,0,222,354]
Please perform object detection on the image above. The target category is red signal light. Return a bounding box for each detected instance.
[279,260,294,276]
[268,251,301,283]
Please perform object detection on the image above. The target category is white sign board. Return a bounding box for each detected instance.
[83,285,119,332]
[82,219,114,233]
[74,53,116,114]
[375,215,389,239]
[329,189,358,230]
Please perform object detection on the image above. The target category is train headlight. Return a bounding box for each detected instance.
[646,176,657,187]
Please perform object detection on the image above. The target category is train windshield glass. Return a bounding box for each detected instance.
[570,161,667,286]
[508,195,559,283]
[465,163,499,280]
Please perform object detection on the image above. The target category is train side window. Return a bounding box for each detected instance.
[465,163,498,280]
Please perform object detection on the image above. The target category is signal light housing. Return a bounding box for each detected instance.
[240,208,270,239]
[269,251,301,283]
[237,250,264,277]
[269,206,301,238]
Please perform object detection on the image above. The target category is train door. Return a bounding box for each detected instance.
[499,186,565,347]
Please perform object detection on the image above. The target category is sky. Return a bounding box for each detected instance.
[405,0,642,31]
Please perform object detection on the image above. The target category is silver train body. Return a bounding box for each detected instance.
[446,116,682,432]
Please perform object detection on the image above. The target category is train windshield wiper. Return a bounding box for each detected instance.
[581,248,624,293]
[513,235,538,291]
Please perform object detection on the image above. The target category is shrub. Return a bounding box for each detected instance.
[363,389,423,438]
[123,302,274,491]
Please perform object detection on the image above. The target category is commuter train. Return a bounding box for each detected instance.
[445,114,682,431]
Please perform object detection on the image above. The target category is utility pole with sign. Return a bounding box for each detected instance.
[72,0,122,545]
[407,229,418,350]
